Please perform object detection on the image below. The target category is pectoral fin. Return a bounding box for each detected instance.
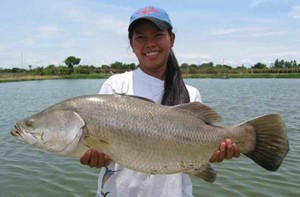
[84,135,111,152]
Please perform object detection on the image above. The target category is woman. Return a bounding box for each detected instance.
[80,6,240,197]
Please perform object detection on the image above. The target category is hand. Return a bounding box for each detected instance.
[209,139,240,163]
[80,149,111,168]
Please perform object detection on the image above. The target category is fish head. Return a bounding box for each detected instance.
[11,109,85,156]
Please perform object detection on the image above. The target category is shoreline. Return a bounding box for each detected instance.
[1,73,300,83]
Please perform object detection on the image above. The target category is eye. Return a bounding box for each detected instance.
[25,119,34,127]
[155,33,164,37]
[135,36,146,41]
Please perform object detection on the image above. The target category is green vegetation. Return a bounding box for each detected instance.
[1,57,300,83]
[64,56,81,74]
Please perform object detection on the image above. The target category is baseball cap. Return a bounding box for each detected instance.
[128,6,173,31]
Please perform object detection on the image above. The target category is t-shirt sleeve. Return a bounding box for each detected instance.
[186,85,202,102]
[99,73,128,94]
[99,74,117,94]
[99,82,115,94]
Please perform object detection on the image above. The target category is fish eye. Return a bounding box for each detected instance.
[25,119,34,127]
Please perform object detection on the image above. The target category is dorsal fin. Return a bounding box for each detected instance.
[173,102,222,123]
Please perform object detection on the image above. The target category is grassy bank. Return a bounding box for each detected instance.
[1,72,300,83]
[183,73,300,78]
[0,73,109,83]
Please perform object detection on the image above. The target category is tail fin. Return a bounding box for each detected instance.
[243,114,289,171]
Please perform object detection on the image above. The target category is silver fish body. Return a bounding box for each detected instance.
[11,94,289,182]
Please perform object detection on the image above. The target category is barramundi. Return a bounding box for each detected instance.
[11,94,289,182]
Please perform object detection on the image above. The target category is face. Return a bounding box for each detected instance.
[130,21,175,79]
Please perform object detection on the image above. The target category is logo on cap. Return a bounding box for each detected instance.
[136,6,160,15]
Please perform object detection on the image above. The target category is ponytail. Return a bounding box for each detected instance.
[161,49,190,106]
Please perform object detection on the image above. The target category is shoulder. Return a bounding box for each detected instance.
[186,84,202,102]
[100,71,133,94]
[105,71,132,84]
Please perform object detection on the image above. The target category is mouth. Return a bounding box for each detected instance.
[11,124,24,138]
[144,51,160,59]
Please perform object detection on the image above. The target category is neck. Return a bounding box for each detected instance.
[139,66,166,80]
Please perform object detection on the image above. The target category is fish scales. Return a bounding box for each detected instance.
[75,96,226,172]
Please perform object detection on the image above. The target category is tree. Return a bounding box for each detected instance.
[127,63,137,70]
[180,63,189,68]
[44,64,58,75]
[292,60,297,68]
[110,61,124,69]
[252,62,267,69]
[35,67,44,75]
[199,62,214,68]
[273,59,285,68]
[64,56,81,74]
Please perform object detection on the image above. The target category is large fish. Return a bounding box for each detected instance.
[11,94,289,182]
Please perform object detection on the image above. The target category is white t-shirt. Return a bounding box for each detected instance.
[96,68,202,197]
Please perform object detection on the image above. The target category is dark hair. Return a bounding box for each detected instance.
[128,23,190,106]
[162,49,190,106]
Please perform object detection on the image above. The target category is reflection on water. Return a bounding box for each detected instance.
[0,79,299,197]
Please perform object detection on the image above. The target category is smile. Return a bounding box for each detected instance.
[145,51,159,57]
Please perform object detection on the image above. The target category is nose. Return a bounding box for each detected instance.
[145,38,156,48]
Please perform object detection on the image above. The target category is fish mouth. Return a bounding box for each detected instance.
[11,124,24,139]
[11,123,38,145]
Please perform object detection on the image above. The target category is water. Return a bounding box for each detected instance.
[0,79,299,197]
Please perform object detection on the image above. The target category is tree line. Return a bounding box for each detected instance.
[1,56,299,75]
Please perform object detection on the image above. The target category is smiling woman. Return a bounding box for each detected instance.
[79,6,240,197]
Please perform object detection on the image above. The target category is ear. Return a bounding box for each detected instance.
[170,32,175,48]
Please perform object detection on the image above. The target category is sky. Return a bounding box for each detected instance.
[0,0,299,69]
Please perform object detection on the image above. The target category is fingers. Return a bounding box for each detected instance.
[218,141,226,162]
[232,142,241,158]
[209,142,226,162]
[79,149,111,168]
[80,149,92,165]
[209,150,220,162]
[209,139,240,163]
[90,150,99,168]
[225,139,234,159]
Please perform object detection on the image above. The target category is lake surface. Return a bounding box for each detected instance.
[0,78,299,197]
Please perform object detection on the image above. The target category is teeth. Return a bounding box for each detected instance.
[145,52,159,57]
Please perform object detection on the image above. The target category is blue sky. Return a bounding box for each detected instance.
[1,0,299,68]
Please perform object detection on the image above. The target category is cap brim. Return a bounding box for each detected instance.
[128,17,171,31]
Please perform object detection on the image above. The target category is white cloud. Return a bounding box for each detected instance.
[37,25,59,35]
[250,50,300,58]
[212,27,286,38]
[291,5,300,19]
[251,31,286,37]
[239,59,254,65]
[250,0,267,8]
[212,27,266,36]
[177,52,212,64]
[91,15,128,35]
[212,28,238,36]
